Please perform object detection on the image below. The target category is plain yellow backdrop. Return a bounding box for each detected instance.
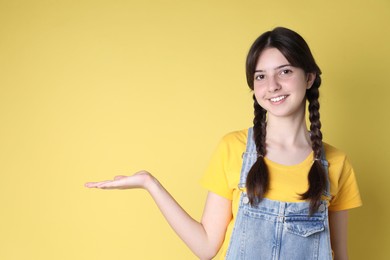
[1,0,389,259]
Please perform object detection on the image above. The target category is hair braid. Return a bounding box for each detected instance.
[300,84,327,215]
[246,95,269,205]
[308,86,323,159]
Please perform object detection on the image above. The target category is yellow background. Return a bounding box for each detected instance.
[1,0,389,259]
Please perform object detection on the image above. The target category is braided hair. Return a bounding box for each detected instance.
[245,27,326,215]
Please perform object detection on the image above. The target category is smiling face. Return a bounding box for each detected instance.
[253,47,314,119]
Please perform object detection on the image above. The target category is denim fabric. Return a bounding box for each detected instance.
[225,128,332,260]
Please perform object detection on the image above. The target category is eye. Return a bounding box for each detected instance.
[279,69,293,78]
[254,74,265,81]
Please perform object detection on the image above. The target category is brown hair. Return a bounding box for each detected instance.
[245,27,325,215]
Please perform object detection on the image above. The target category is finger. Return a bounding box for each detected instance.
[85,182,100,188]
[85,180,113,188]
[96,180,126,189]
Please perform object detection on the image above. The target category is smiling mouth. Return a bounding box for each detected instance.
[270,95,287,102]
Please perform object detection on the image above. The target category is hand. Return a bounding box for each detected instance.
[84,171,156,190]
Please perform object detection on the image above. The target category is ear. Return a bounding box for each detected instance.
[306,73,316,89]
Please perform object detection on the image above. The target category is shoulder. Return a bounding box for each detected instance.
[201,129,250,199]
[323,143,362,210]
[323,142,355,182]
[220,128,248,145]
[210,128,249,162]
[323,142,356,189]
[323,142,349,165]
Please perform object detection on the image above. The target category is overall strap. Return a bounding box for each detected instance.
[320,145,331,197]
[238,127,257,189]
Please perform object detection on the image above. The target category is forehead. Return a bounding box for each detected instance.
[255,48,289,71]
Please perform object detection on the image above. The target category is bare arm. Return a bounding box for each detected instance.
[329,210,349,260]
[85,171,232,260]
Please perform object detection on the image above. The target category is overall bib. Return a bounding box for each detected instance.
[225,128,333,260]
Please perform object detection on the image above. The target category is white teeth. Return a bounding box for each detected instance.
[270,95,286,102]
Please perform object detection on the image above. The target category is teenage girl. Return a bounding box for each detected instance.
[85,27,362,260]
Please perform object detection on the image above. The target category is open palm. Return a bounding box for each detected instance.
[85,171,153,190]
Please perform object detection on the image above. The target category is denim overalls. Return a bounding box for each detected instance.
[226,128,332,260]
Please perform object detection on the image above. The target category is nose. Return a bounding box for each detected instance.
[267,75,281,92]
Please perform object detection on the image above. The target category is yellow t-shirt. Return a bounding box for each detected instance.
[200,129,362,258]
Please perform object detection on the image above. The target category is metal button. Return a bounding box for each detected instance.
[318,204,326,212]
[243,197,249,204]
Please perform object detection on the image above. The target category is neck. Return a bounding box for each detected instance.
[264,111,313,165]
[266,111,311,147]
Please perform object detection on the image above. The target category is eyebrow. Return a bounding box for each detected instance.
[254,64,291,73]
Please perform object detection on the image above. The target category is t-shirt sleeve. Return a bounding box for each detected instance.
[328,156,362,211]
[200,135,235,200]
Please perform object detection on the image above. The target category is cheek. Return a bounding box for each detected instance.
[253,89,265,106]
[253,85,265,98]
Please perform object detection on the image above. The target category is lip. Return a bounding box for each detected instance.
[268,95,288,103]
